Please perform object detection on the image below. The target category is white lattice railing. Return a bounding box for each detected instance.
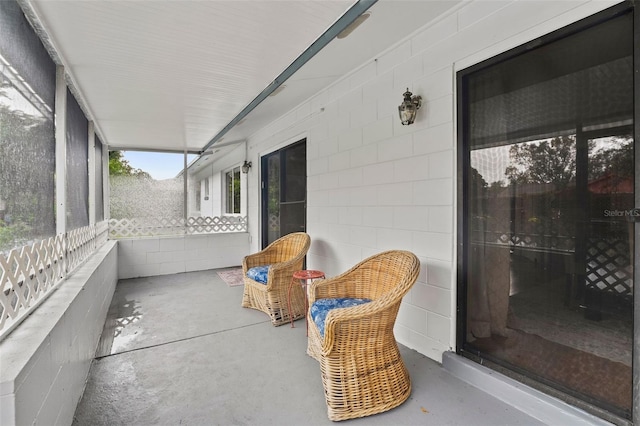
[0,222,108,341]
[108,216,247,238]
[186,216,247,234]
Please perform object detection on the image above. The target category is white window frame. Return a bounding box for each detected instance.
[222,165,243,216]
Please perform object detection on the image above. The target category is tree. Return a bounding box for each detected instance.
[505,136,576,189]
[108,151,151,178]
[588,136,633,181]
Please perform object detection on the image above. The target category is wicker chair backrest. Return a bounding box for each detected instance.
[261,232,310,264]
[343,250,419,301]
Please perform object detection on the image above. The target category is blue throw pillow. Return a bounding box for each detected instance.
[246,265,270,284]
[310,297,372,337]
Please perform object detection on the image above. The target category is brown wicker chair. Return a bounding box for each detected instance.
[241,232,311,326]
[306,250,420,421]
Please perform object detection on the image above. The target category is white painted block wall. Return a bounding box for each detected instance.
[0,241,118,426]
[117,233,250,279]
[245,0,621,363]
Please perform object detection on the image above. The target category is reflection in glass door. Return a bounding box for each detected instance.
[261,139,306,248]
[458,6,635,421]
[466,133,633,416]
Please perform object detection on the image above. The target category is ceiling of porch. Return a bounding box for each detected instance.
[24,0,461,154]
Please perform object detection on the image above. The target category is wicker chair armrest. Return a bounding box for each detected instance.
[320,299,400,356]
[242,245,279,268]
[261,251,307,289]
[266,259,302,284]
[243,245,291,270]
[244,232,310,271]
[243,253,265,272]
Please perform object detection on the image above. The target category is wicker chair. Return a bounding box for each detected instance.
[306,250,420,421]
[241,232,311,326]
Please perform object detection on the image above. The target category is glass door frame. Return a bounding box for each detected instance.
[455,1,638,422]
[632,0,639,419]
[260,138,307,249]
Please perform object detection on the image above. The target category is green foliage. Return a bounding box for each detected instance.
[0,219,31,253]
[108,151,152,179]
[267,159,280,218]
[504,135,633,187]
[505,136,576,189]
[588,136,633,181]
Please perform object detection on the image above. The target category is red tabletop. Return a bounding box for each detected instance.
[293,270,325,280]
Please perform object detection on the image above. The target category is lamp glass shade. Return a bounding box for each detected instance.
[398,104,417,125]
[398,89,420,125]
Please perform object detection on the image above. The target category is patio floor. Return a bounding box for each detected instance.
[71,269,551,426]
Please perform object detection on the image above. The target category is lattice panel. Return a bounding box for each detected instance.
[0,234,64,336]
[0,222,106,340]
[586,238,633,297]
[109,216,247,238]
[472,231,575,252]
[186,216,247,234]
[108,217,186,238]
[67,225,97,272]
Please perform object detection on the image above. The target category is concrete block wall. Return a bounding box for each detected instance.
[245,0,620,363]
[117,233,250,279]
[0,241,118,426]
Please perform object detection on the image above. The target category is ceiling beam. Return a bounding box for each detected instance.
[201,0,378,153]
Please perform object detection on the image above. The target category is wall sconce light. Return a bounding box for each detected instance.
[241,160,252,174]
[398,88,422,125]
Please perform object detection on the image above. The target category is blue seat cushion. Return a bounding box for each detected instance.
[246,265,270,284]
[310,297,372,337]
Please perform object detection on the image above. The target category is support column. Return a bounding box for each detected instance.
[55,65,67,235]
[103,146,109,221]
[183,150,188,234]
[88,121,95,225]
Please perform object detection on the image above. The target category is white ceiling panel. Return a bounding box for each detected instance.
[28,0,355,151]
[24,0,461,153]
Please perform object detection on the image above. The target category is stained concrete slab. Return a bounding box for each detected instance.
[95,270,265,357]
[73,269,546,426]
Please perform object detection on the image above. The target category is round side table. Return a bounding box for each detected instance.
[288,269,325,333]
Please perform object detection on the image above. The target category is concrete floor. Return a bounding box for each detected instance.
[72,269,547,426]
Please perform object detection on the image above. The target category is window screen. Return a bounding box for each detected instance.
[0,0,56,252]
[66,90,89,230]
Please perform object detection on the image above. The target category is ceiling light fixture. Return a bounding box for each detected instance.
[337,12,371,39]
[398,88,422,125]
[268,85,286,97]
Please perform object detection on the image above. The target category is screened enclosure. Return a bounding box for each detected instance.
[0,0,107,338]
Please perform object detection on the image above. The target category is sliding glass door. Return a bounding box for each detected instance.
[261,139,306,248]
[458,4,635,421]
